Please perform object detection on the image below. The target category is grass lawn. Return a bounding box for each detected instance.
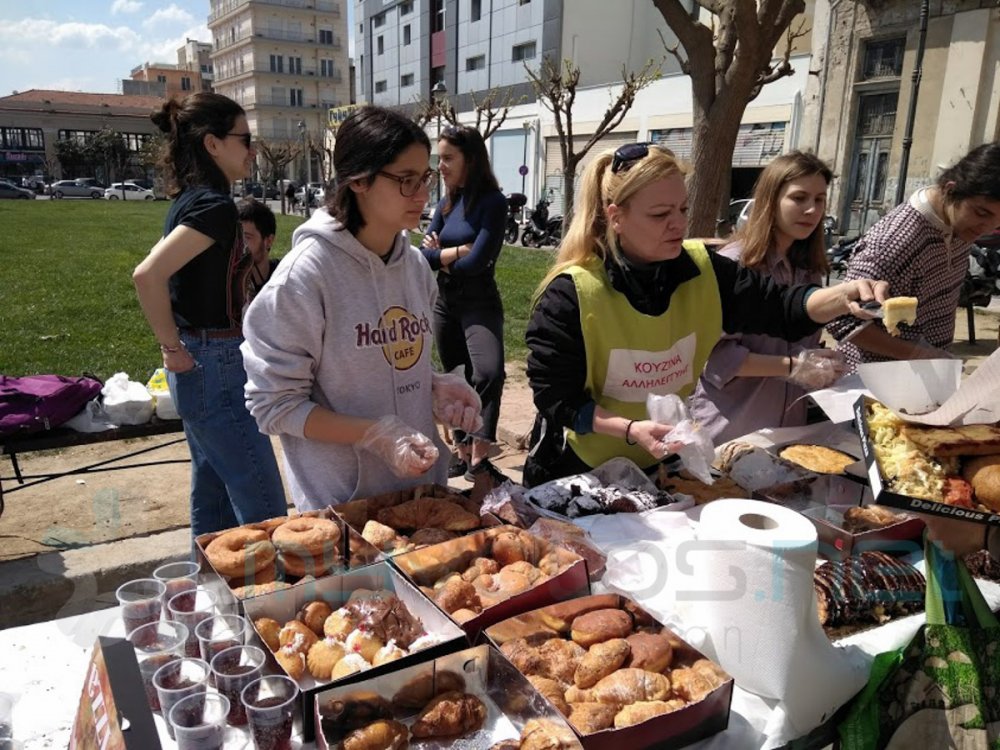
[0,200,553,381]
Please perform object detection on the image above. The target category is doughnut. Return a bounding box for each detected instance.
[254,617,282,651]
[271,517,341,558]
[280,550,338,579]
[230,563,276,589]
[298,600,334,636]
[231,580,291,599]
[279,620,318,654]
[204,527,276,578]
[276,644,305,680]
[249,515,289,536]
[307,638,346,680]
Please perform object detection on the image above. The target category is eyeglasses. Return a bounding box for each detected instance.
[611,142,661,174]
[225,132,253,149]
[377,169,438,197]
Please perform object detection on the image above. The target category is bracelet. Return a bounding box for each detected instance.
[624,420,638,446]
[159,341,186,354]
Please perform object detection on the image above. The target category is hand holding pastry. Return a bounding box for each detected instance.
[357,415,439,477]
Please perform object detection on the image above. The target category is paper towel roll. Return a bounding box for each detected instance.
[692,499,867,734]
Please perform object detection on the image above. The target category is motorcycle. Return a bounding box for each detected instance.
[505,192,527,244]
[521,196,563,248]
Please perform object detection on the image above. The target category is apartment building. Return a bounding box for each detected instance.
[208,0,351,148]
[178,39,216,92]
[129,62,203,100]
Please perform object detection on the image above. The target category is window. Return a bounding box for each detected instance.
[400,73,414,87]
[373,12,385,28]
[466,54,485,71]
[290,56,302,75]
[403,24,411,45]
[3,127,44,150]
[512,41,536,61]
[290,88,303,106]
[359,24,363,33]
[319,29,334,45]
[375,79,388,93]
[471,0,481,21]
[399,1,413,14]
[863,38,905,79]
[377,36,384,55]
[430,0,444,32]
[181,77,191,91]
[270,54,283,73]
[58,129,96,145]
[156,74,167,83]
[320,58,335,77]
[519,0,531,5]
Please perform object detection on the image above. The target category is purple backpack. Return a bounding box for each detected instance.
[0,375,103,438]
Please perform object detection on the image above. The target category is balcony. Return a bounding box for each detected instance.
[246,95,318,108]
[214,31,253,51]
[210,0,339,24]
[254,27,341,47]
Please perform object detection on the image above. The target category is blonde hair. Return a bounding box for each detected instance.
[535,145,686,299]
[736,150,831,274]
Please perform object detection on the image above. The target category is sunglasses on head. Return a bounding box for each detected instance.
[610,142,661,174]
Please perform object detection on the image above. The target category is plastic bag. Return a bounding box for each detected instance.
[101,372,153,426]
[145,367,178,420]
[528,516,607,581]
[646,393,715,484]
[64,399,116,432]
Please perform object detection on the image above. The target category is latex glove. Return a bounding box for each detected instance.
[628,419,685,461]
[357,416,439,477]
[431,371,483,434]
[787,349,847,389]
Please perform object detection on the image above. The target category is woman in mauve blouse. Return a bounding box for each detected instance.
[689,152,846,443]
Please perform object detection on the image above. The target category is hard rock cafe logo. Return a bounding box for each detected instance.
[354,305,430,370]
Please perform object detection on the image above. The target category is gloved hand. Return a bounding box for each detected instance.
[431,371,483,434]
[786,349,847,389]
[357,416,439,477]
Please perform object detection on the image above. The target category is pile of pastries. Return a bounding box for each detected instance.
[201,512,343,598]
[352,495,486,554]
[410,529,579,623]
[253,589,442,683]
[320,672,579,749]
[491,596,730,734]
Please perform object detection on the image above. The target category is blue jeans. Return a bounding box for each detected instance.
[167,335,287,537]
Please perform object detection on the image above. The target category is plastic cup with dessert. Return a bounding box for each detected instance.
[168,587,219,658]
[195,613,250,676]
[116,578,167,637]
[126,619,189,711]
[169,691,230,750]
[153,561,201,613]
[152,657,209,739]
[241,675,299,750]
[210,644,266,727]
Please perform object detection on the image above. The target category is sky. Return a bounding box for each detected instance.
[0,0,354,96]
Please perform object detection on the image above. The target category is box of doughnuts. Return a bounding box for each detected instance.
[392,525,591,637]
[241,560,467,741]
[195,509,383,612]
[332,482,501,556]
[313,643,583,750]
[484,594,734,750]
[752,473,925,560]
[854,395,1000,528]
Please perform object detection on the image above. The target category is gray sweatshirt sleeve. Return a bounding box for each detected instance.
[241,247,326,438]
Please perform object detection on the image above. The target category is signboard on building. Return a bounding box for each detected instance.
[327,104,362,134]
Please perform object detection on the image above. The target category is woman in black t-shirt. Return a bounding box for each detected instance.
[133,93,286,537]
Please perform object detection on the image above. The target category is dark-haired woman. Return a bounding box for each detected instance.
[420,125,508,480]
[240,106,482,510]
[132,92,286,536]
[829,142,1000,369]
[689,151,846,443]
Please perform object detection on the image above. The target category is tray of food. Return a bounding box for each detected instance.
[314,644,583,749]
[484,594,733,750]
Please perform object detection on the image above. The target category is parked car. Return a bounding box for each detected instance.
[105,182,156,201]
[0,179,36,199]
[295,182,325,206]
[21,175,47,192]
[48,179,104,199]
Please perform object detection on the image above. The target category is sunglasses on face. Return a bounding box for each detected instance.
[377,169,438,197]
[225,132,253,149]
[611,142,661,174]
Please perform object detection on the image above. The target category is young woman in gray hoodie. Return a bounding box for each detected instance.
[241,107,482,510]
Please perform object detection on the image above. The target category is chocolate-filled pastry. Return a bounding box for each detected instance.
[613,699,686,728]
[390,670,466,712]
[520,717,581,749]
[567,701,618,734]
[320,691,393,741]
[376,497,479,531]
[537,638,586,685]
[342,592,426,649]
[340,719,409,750]
[410,691,487,738]
[574,638,630,688]
[624,632,673,673]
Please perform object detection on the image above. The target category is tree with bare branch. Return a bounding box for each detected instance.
[524,56,660,221]
[256,138,301,214]
[409,86,523,140]
[652,0,808,236]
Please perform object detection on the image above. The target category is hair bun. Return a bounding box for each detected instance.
[150,98,181,133]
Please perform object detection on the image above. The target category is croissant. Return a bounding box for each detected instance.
[574,638,630,688]
[567,701,618,734]
[519,718,580,750]
[376,498,479,531]
[670,659,728,702]
[565,668,670,706]
[390,670,466,712]
[341,719,410,750]
[536,638,586,685]
[613,699,686,728]
[410,691,487,738]
[527,674,570,716]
